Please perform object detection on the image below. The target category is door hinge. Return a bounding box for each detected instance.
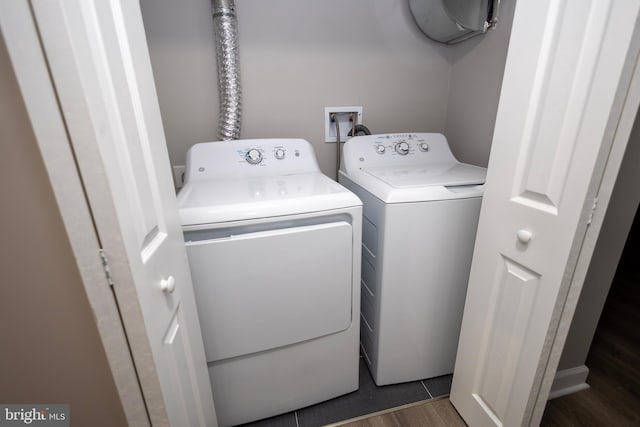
[100,249,115,287]
[587,197,598,225]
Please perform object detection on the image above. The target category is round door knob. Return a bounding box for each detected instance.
[245,148,262,164]
[418,142,429,152]
[160,276,176,294]
[275,148,286,160]
[375,145,386,154]
[517,229,533,244]
[395,141,409,155]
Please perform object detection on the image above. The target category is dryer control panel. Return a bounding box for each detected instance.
[341,133,458,174]
[184,138,321,182]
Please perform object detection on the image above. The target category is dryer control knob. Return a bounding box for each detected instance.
[275,148,286,160]
[418,142,429,152]
[395,141,410,155]
[246,149,263,164]
[375,145,386,154]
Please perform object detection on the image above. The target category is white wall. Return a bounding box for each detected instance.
[141,0,453,177]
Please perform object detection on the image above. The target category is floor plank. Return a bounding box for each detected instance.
[336,399,465,427]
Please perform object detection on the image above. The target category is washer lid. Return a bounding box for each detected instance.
[177,172,361,225]
[362,162,486,188]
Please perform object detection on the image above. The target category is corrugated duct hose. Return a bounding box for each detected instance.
[212,0,241,140]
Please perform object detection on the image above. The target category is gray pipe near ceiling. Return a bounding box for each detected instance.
[212,0,241,140]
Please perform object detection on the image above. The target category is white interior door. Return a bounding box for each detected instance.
[18,0,218,425]
[450,0,640,426]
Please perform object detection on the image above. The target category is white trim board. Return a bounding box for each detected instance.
[548,366,590,400]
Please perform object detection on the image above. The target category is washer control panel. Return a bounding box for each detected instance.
[184,138,320,182]
[369,134,431,158]
[341,133,457,173]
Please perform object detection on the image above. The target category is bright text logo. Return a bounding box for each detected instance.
[0,405,68,427]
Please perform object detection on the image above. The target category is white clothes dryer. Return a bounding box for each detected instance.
[339,133,486,386]
[178,139,362,426]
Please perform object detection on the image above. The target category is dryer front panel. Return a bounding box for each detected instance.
[186,221,353,362]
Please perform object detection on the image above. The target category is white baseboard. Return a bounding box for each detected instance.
[548,365,590,400]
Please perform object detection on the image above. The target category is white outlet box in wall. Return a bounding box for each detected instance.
[324,106,363,142]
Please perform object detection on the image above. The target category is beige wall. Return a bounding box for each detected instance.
[0,34,128,426]
[140,0,520,174]
[445,0,517,167]
[141,0,453,178]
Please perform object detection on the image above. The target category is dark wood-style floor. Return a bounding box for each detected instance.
[542,211,640,426]
[333,398,464,427]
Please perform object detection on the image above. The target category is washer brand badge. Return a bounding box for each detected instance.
[0,405,68,427]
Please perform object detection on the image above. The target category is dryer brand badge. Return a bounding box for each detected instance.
[1,405,68,426]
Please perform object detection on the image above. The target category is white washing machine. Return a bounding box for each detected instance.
[339,133,486,386]
[177,139,362,426]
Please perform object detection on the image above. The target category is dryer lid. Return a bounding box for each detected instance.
[177,172,361,226]
[362,162,486,188]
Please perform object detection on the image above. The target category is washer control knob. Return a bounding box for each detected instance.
[418,142,429,152]
[245,148,262,164]
[375,145,386,154]
[275,148,286,160]
[395,141,410,155]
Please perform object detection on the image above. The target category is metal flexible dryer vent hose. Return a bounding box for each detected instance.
[212,0,241,140]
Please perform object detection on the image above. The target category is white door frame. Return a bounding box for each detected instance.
[0,1,149,425]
